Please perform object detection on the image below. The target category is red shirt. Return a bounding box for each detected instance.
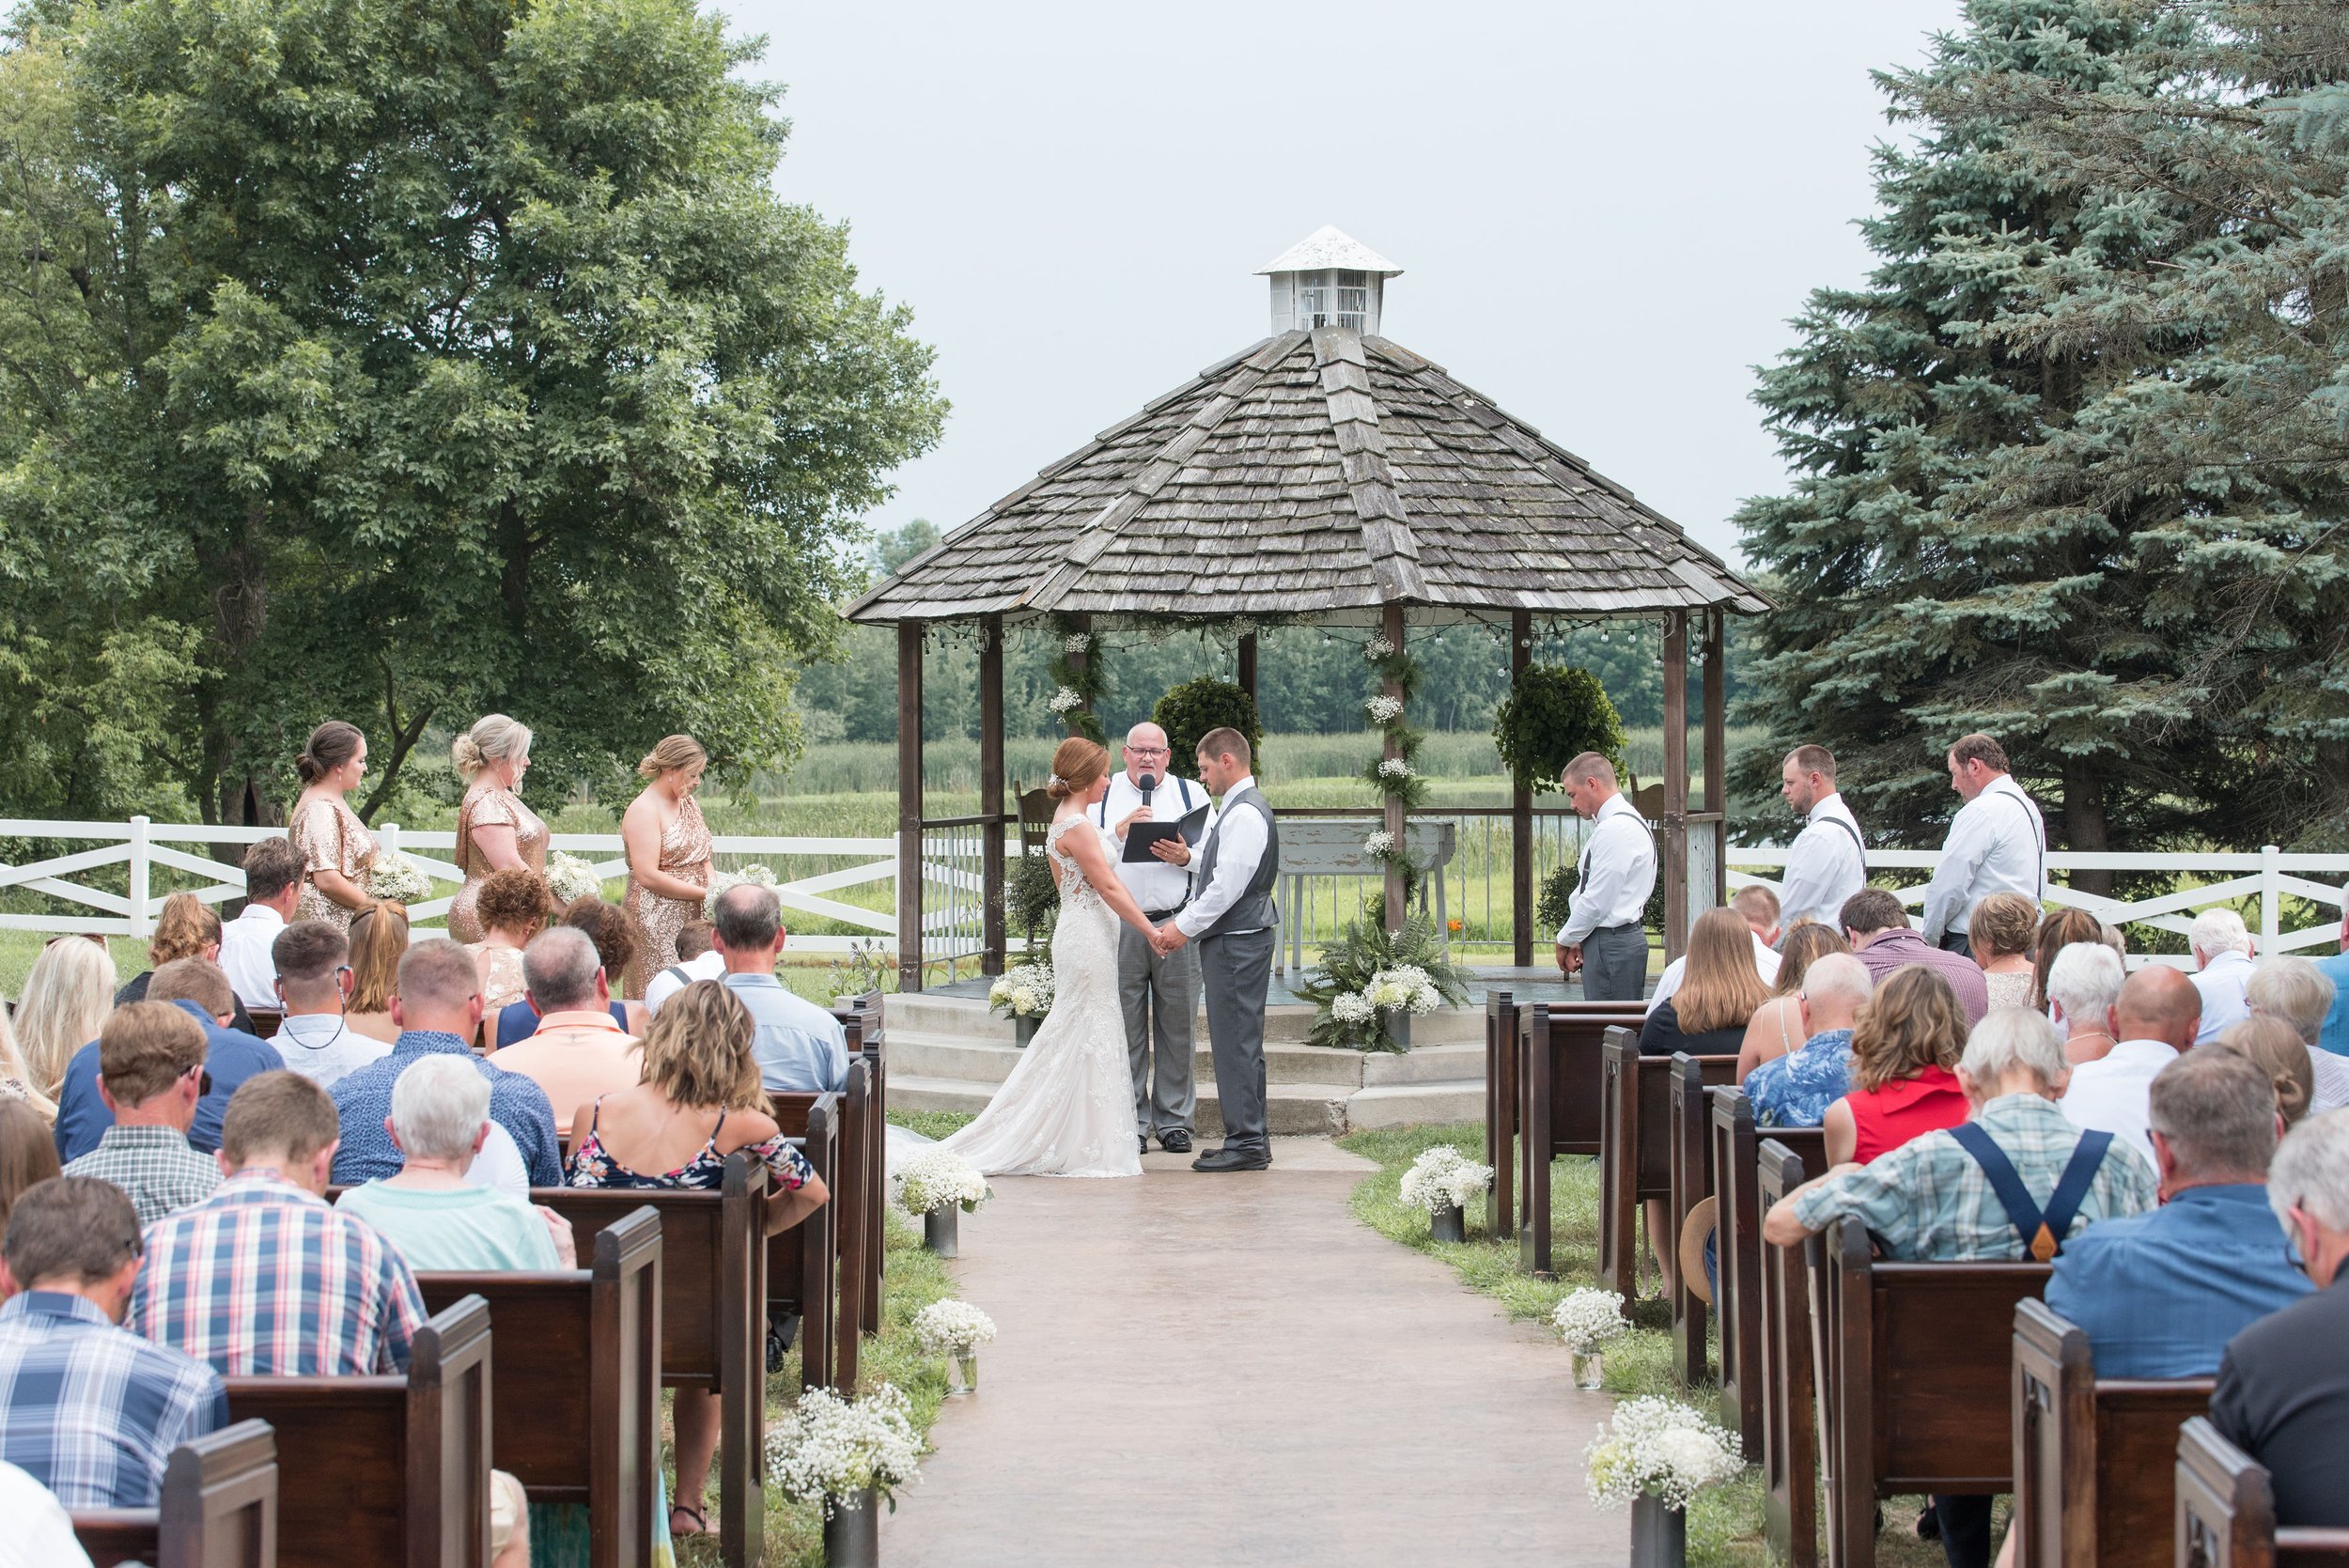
[1845,1064,1968,1164]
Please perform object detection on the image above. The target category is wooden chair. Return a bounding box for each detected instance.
[1809,1217,2050,1568]
[767,1090,844,1390]
[1758,1138,1824,1568]
[2012,1299,2212,1568]
[2174,1417,2349,1568]
[1513,1001,1649,1274]
[72,1419,279,1568]
[224,1295,493,1568]
[1596,1028,1735,1298]
[539,1157,768,1568]
[1709,1092,1827,1455]
[414,1205,664,1568]
[833,1000,887,1339]
[1484,990,1519,1240]
[244,1010,284,1041]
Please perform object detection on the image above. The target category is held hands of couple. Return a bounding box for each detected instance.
[1148,923,1189,955]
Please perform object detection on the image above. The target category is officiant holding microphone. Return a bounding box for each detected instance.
[1098,721,1215,1157]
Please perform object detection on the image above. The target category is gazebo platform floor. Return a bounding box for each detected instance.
[913,964,1594,1009]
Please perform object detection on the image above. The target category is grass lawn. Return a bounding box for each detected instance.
[1335,1122,1984,1567]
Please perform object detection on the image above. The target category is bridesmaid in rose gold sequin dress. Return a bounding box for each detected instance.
[446,715,547,943]
[622,735,713,997]
[288,720,378,934]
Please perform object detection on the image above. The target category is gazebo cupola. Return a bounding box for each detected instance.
[1260,225,1402,335]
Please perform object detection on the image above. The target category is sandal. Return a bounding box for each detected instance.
[670,1502,713,1538]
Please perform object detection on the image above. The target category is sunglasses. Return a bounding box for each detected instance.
[44,933,108,951]
[180,1063,214,1096]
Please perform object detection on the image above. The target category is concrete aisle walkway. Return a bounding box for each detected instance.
[881,1138,1624,1567]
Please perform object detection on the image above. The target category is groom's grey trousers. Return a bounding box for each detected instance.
[1117,921,1197,1137]
[1197,926,1275,1154]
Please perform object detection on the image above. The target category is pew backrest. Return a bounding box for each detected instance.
[1598,1028,1734,1298]
[765,1091,842,1390]
[2176,1417,2349,1568]
[71,1419,279,1568]
[1710,1089,1828,1453]
[1484,990,1517,1240]
[1757,1138,1821,1568]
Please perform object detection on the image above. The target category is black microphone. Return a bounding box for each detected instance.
[1137,772,1158,802]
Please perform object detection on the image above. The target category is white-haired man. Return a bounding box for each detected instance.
[1555,753,1656,1004]
[2045,941,2126,1064]
[2190,908,2258,1045]
[1775,745,1867,935]
[1098,721,1212,1157]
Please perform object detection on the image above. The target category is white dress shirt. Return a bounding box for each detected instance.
[1559,792,1657,945]
[1777,792,1867,934]
[0,1459,93,1568]
[645,949,727,1016]
[2307,1043,2349,1114]
[2059,1037,2178,1172]
[2189,948,2255,1046]
[1093,771,1211,916]
[1921,775,2046,943]
[219,903,286,1012]
[1644,933,1783,1017]
[463,1122,529,1199]
[1174,775,1269,939]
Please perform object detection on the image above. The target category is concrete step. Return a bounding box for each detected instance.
[1344,1081,1488,1130]
[1359,1041,1485,1087]
[887,1075,1361,1138]
[883,992,1487,1048]
[884,1030,1398,1090]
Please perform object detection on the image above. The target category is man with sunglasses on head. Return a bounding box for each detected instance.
[1097,721,1214,1157]
[265,922,389,1091]
[61,1002,221,1224]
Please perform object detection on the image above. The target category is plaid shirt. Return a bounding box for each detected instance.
[330,1031,563,1188]
[129,1169,428,1376]
[0,1291,227,1509]
[1790,1092,2157,1260]
[63,1125,222,1226]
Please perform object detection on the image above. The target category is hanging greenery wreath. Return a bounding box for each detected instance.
[1491,663,1626,794]
[1045,613,1106,744]
[1152,677,1262,778]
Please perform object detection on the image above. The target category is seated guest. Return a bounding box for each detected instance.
[2190,907,2258,1044]
[334,1057,570,1271]
[2044,941,2126,1064]
[2245,955,2349,1113]
[2208,1110,2349,1529]
[1824,967,1970,1164]
[219,839,305,1017]
[1742,954,1873,1127]
[2215,1016,2315,1126]
[714,884,849,1094]
[558,896,651,1035]
[0,1000,56,1122]
[644,920,725,1017]
[329,940,562,1188]
[54,959,284,1162]
[132,1072,426,1376]
[1967,892,2040,1010]
[268,921,391,1090]
[2061,964,2199,1170]
[2028,906,2108,1012]
[462,868,552,1040]
[1736,923,1850,1081]
[1645,886,1782,1017]
[0,1100,61,1230]
[0,1178,227,1508]
[0,1457,98,1568]
[2046,1049,2309,1378]
[1639,907,1773,1060]
[344,901,409,1045]
[565,980,828,1541]
[2316,902,2347,1057]
[485,928,644,1142]
[1765,1007,2155,1568]
[16,936,118,1111]
[60,1004,219,1225]
[1840,886,1991,1024]
[115,893,258,1035]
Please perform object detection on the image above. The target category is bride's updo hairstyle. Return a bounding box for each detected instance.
[638,734,708,779]
[452,714,534,782]
[295,721,365,786]
[1045,737,1109,800]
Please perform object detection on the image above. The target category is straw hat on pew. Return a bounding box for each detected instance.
[1679,1198,1717,1305]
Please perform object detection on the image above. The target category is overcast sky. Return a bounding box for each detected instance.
[739,0,1968,571]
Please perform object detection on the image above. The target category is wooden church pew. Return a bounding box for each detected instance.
[1596,1028,1734,1298]
[833,1001,887,1337]
[1514,1000,1649,1274]
[72,1419,279,1568]
[1709,1092,1827,1455]
[1483,989,1519,1240]
[1759,1139,1824,1568]
[2174,1418,2349,1568]
[766,1090,844,1390]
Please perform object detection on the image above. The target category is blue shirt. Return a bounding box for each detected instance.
[0,1291,227,1510]
[1744,1029,1855,1129]
[2314,951,2349,1057]
[329,1032,562,1188]
[2046,1183,2311,1379]
[54,1001,285,1161]
[723,973,848,1094]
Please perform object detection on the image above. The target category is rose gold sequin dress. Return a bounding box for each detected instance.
[623,795,711,995]
[465,940,529,1016]
[447,782,550,942]
[289,796,378,933]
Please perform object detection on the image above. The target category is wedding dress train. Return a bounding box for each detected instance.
[939,816,1142,1178]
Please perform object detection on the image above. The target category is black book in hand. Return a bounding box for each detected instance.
[1121,800,1212,862]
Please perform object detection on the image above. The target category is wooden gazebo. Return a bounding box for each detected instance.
[848,228,1767,991]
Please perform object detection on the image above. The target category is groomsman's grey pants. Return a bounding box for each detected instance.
[1579,921,1649,1003]
[1117,921,1198,1138]
[1198,926,1275,1154]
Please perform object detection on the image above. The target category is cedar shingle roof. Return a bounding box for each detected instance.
[846,327,1768,626]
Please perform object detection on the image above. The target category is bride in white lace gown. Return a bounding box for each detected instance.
[941,740,1163,1178]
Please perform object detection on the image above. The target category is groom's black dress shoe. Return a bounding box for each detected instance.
[1159,1128,1192,1154]
[1190,1146,1270,1172]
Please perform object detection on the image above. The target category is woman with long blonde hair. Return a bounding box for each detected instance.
[0,997,59,1122]
[13,936,117,1099]
[345,901,411,1044]
[1640,908,1773,1058]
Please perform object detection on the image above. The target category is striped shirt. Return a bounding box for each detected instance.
[128,1169,428,1376]
[0,1292,226,1509]
[63,1125,221,1226]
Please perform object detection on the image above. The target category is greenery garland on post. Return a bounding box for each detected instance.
[1046,613,1106,744]
[1361,630,1427,901]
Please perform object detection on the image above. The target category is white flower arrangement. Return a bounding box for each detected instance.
[1330,992,1375,1024]
[1362,965,1442,1016]
[702,862,777,919]
[1062,631,1092,654]
[894,1148,989,1217]
[911,1299,997,1358]
[1398,1144,1495,1214]
[1362,830,1397,858]
[543,850,603,906]
[764,1383,924,1519]
[1365,694,1405,724]
[1584,1397,1743,1512]
[1377,756,1416,781]
[1551,1287,1630,1352]
[987,961,1054,1018]
[1363,634,1395,660]
[363,849,433,904]
[1048,686,1084,715]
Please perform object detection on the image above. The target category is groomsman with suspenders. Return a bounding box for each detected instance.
[1921,733,2047,955]
[1775,744,1867,938]
[1097,722,1211,1157]
[1555,753,1657,1003]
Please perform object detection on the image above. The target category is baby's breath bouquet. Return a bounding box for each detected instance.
[543,850,603,906]
[987,961,1054,1019]
[1584,1397,1743,1512]
[1551,1287,1629,1353]
[911,1300,996,1357]
[764,1383,923,1519]
[364,849,433,904]
[1398,1144,1493,1215]
[702,863,777,918]
[894,1149,989,1217]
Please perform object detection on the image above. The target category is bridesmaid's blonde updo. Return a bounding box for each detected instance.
[452,714,534,781]
[295,720,365,786]
[638,734,708,779]
[1045,737,1109,800]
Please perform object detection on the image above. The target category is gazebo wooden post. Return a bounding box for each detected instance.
[1510,609,1533,967]
[1381,601,1408,932]
[1236,631,1258,707]
[1662,611,1690,964]
[1066,611,1093,722]
[978,613,1006,976]
[896,621,926,992]
[1703,608,1727,908]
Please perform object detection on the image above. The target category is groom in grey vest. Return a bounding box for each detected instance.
[1152,727,1279,1172]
